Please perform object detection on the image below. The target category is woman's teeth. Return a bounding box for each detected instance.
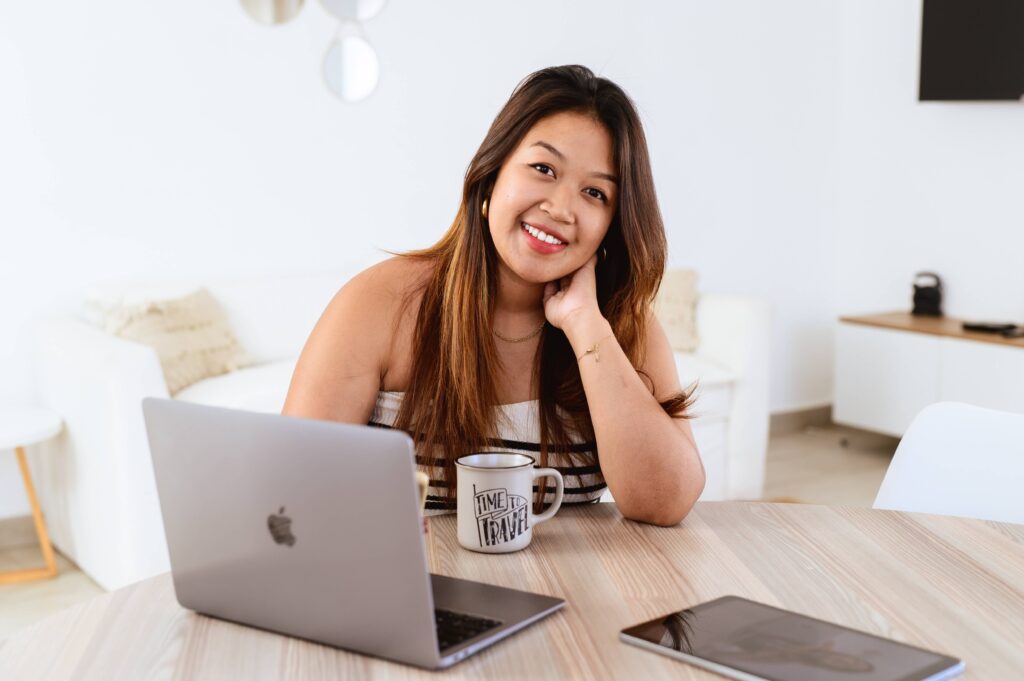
[522,222,565,245]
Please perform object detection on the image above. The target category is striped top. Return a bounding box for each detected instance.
[369,391,606,515]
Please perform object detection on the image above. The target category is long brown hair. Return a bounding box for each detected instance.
[395,65,693,503]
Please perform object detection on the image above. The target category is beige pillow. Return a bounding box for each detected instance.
[99,288,249,395]
[654,269,699,353]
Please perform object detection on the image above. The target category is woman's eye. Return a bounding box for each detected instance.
[585,188,608,202]
[531,163,555,177]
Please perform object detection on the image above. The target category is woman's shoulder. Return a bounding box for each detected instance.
[283,257,433,422]
[338,255,434,316]
[336,256,432,392]
[335,256,434,387]
[347,255,434,298]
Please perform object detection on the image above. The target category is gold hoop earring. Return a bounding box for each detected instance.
[600,246,608,262]
[481,197,489,220]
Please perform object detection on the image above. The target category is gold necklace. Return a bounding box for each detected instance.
[493,321,546,343]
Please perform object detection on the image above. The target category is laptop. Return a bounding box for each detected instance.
[141,397,565,670]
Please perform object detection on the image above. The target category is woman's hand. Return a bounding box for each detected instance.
[543,253,602,331]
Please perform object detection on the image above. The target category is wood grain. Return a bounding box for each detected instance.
[1,503,1021,680]
[840,311,1024,349]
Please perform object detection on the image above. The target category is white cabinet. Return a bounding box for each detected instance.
[940,340,1024,412]
[834,313,1024,437]
[835,324,940,436]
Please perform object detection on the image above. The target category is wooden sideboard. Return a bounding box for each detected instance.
[834,311,1024,437]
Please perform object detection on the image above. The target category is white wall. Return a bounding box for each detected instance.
[835,1,1024,321]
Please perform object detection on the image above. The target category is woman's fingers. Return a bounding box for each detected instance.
[543,281,558,302]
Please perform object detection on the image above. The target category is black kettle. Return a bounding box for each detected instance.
[912,272,943,316]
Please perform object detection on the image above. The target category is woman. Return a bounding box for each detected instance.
[283,65,704,526]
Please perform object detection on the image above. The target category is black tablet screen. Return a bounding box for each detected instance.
[622,596,961,681]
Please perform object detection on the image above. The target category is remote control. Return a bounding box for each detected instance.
[962,322,1017,333]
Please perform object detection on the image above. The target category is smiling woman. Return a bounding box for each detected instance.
[283,65,704,526]
[490,113,614,269]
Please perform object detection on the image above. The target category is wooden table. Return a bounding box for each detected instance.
[2,503,1022,679]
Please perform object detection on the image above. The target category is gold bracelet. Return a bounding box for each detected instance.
[576,334,614,363]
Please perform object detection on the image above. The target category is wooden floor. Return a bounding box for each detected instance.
[0,424,896,643]
[763,423,896,506]
[0,545,104,642]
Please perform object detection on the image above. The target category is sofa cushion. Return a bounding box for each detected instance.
[675,353,735,423]
[675,352,735,386]
[91,288,249,395]
[175,358,297,413]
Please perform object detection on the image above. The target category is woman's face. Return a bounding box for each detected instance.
[488,111,618,286]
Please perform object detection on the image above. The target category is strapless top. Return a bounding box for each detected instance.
[369,391,606,515]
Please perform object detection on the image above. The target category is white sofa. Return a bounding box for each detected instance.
[31,269,769,590]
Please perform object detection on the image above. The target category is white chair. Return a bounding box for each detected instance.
[873,401,1024,525]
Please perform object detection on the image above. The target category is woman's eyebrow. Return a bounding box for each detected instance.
[530,140,618,184]
[531,140,566,160]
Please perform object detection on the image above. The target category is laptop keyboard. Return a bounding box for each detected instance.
[434,608,503,651]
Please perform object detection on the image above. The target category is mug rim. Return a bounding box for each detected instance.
[455,452,536,471]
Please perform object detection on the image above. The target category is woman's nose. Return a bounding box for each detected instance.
[541,185,575,224]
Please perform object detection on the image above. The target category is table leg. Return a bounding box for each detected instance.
[0,446,59,584]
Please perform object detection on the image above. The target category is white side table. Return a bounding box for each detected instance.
[0,408,63,584]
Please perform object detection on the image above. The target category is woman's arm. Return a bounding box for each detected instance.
[564,309,704,525]
[544,257,705,526]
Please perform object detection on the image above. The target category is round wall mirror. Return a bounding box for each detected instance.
[240,0,305,25]
[319,0,386,22]
[323,34,380,102]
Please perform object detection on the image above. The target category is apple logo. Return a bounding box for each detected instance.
[267,506,296,546]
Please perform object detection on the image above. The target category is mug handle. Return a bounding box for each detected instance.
[530,468,564,524]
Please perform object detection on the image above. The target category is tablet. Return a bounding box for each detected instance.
[620,596,964,681]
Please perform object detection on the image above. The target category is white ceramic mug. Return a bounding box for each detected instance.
[455,453,564,553]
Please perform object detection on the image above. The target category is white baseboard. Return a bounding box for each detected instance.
[770,405,832,435]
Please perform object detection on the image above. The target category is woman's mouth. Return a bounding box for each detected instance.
[521,222,568,254]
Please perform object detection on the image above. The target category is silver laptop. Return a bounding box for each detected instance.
[142,397,565,670]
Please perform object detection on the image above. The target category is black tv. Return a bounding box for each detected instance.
[919,0,1024,101]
